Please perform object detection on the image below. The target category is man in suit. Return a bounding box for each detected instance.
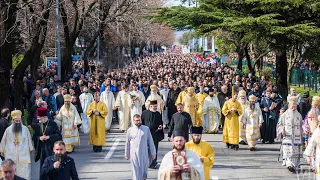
[0,159,26,180]
[41,141,79,180]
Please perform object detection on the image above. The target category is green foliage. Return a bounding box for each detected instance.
[260,67,273,79]
[12,54,24,68]
[181,31,194,45]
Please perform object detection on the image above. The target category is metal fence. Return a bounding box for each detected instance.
[290,67,320,92]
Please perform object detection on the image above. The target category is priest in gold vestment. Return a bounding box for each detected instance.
[56,94,82,153]
[158,130,204,180]
[182,87,199,126]
[0,110,34,180]
[186,126,214,180]
[87,92,108,152]
[175,86,188,106]
[196,86,208,126]
[222,92,243,150]
[202,89,221,133]
[145,85,164,113]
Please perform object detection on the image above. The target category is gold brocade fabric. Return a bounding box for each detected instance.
[159,167,202,180]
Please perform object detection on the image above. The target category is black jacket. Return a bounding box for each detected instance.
[41,155,79,180]
[141,110,164,142]
[0,175,25,180]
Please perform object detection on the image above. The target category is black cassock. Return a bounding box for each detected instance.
[167,88,181,124]
[141,110,164,166]
[260,97,276,143]
[33,120,62,180]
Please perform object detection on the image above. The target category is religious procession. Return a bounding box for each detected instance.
[0,49,320,180]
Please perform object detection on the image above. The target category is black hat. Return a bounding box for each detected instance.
[172,130,185,138]
[272,89,278,93]
[303,91,310,98]
[208,88,214,92]
[191,126,203,134]
[149,100,157,105]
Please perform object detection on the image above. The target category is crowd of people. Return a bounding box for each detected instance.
[0,52,319,180]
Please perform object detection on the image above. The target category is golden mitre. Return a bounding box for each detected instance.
[312,96,320,105]
[248,95,256,101]
[238,90,246,97]
[63,94,72,101]
[150,85,157,91]
[11,110,22,119]
[187,87,195,93]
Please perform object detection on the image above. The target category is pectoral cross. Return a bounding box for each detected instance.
[14,139,19,146]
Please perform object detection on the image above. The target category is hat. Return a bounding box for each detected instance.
[288,96,299,105]
[37,108,48,117]
[150,85,157,91]
[191,126,203,134]
[272,88,278,94]
[208,88,214,92]
[149,100,157,105]
[172,130,185,138]
[187,87,195,93]
[248,95,256,101]
[303,92,310,98]
[238,90,246,97]
[64,94,72,101]
[11,110,22,120]
[312,96,320,105]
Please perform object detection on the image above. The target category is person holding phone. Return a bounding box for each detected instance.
[141,100,164,169]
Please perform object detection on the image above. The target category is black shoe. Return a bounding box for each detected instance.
[249,147,254,151]
[262,141,265,144]
[288,166,295,173]
[234,145,239,151]
[269,141,274,144]
[226,143,231,148]
[107,130,111,133]
[239,140,247,145]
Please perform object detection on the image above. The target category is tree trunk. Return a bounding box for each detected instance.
[244,45,255,75]
[0,1,16,110]
[237,49,244,71]
[275,49,288,100]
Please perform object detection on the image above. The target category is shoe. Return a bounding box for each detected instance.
[226,143,231,148]
[288,166,295,173]
[262,141,265,144]
[234,145,239,151]
[239,140,246,145]
[249,147,254,151]
[282,160,286,166]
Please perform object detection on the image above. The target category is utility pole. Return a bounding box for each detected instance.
[56,0,61,80]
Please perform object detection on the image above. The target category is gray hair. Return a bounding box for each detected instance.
[1,159,16,169]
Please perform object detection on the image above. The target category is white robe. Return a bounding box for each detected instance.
[57,104,82,147]
[115,90,131,130]
[79,92,94,133]
[241,104,263,148]
[128,91,145,126]
[0,125,34,180]
[278,109,303,169]
[125,125,156,180]
[145,92,164,113]
[100,90,116,130]
[304,127,320,179]
[160,88,170,125]
[158,149,204,180]
[202,96,221,133]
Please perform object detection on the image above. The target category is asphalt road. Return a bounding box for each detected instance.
[30,130,313,180]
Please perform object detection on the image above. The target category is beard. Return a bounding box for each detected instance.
[192,138,201,144]
[54,153,67,163]
[250,104,255,110]
[310,107,319,117]
[239,98,246,104]
[173,144,185,151]
[12,123,22,133]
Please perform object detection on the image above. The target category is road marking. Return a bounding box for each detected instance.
[105,139,120,159]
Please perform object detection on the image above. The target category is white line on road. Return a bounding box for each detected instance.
[105,139,120,159]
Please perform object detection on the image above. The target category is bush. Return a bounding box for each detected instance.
[260,67,273,79]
